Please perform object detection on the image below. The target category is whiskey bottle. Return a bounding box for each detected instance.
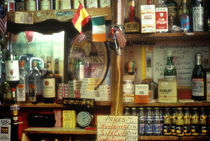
[124,0,140,33]
[192,53,204,101]
[180,0,190,32]
[166,0,178,32]
[43,56,55,103]
[192,0,204,32]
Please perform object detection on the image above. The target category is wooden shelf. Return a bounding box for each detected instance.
[124,102,210,107]
[7,8,112,24]
[138,136,209,140]
[125,32,210,42]
[23,127,96,135]
[18,101,111,108]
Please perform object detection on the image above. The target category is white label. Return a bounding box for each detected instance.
[135,84,149,95]
[17,84,26,102]
[26,0,36,11]
[60,0,71,9]
[0,119,11,141]
[86,0,98,8]
[5,60,20,81]
[193,6,204,31]
[43,78,55,98]
[41,0,50,10]
[192,78,204,96]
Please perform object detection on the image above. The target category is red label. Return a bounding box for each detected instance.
[156,10,168,31]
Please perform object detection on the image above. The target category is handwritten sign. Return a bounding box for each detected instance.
[153,44,209,86]
[97,116,138,141]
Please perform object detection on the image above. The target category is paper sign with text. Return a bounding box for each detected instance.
[97,115,138,141]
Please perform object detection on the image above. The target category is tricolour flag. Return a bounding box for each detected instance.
[0,15,7,35]
[92,16,106,42]
[72,4,90,33]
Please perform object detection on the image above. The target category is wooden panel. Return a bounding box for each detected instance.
[138,136,178,141]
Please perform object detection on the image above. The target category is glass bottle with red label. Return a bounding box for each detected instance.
[43,56,55,103]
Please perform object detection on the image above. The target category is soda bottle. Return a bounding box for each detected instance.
[183,107,191,136]
[124,107,130,116]
[153,107,161,135]
[191,107,199,136]
[170,108,177,136]
[176,107,184,136]
[163,108,171,135]
[145,107,153,135]
[199,107,207,136]
[138,107,145,135]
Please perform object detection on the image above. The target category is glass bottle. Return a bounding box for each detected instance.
[26,0,36,11]
[192,53,204,101]
[16,0,25,11]
[145,107,153,135]
[124,0,140,33]
[175,107,184,137]
[191,107,199,136]
[180,0,190,32]
[183,107,191,136]
[28,61,42,103]
[163,108,171,135]
[16,60,26,103]
[138,107,145,135]
[199,107,207,136]
[131,107,137,116]
[153,107,161,135]
[192,0,204,32]
[43,56,56,103]
[40,0,50,10]
[126,51,135,75]
[166,0,178,32]
[124,107,130,116]
[170,108,177,136]
[164,50,176,80]
[156,0,168,32]
[7,0,15,12]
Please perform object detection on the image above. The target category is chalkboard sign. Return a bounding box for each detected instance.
[97,115,138,141]
[153,45,209,86]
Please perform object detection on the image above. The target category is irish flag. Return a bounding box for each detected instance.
[72,4,90,33]
[92,16,106,42]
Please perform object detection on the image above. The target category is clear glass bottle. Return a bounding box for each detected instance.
[180,0,190,32]
[164,50,176,80]
[16,60,26,103]
[43,56,55,103]
[166,0,178,32]
[138,107,145,135]
[192,0,204,32]
[192,53,204,101]
[124,0,140,33]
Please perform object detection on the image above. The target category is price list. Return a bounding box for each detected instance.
[97,116,138,141]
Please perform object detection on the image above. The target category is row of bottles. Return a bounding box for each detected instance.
[124,0,210,33]
[124,107,209,136]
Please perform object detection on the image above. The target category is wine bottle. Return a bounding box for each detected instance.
[192,53,205,101]
[43,56,55,103]
[192,0,204,32]
[164,50,177,80]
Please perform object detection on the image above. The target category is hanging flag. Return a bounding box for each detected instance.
[0,15,7,35]
[72,4,90,33]
[92,16,106,42]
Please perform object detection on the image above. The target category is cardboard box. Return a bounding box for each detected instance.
[158,79,177,103]
[135,84,149,103]
[62,110,76,128]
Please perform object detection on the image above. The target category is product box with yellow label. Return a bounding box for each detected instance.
[158,79,177,103]
[62,110,76,128]
[135,84,149,103]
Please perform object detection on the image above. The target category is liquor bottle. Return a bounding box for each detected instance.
[199,107,207,136]
[180,0,190,32]
[192,0,204,32]
[43,56,56,103]
[170,108,177,136]
[163,108,171,135]
[164,50,176,80]
[156,0,168,32]
[138,107,145,135]
[15,0,25,11]
[126,51,135,75]
[145,107,153,135]
[191,107,199,136]
[28,61,42,103]
[124,0,140,33]
[192,53,204,101]
[166,0,178,32]
[183,107,191,136]
[16,60,26,103]
[176,107,184,137]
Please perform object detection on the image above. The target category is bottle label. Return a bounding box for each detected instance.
[145,123,153,134]
[125,22,140,33]
[17,84,26,102]
[192,78,204,96]
[156,8,168,32]
[193,6,204,31]
[5,60,20,81]
[180,15,190,31]
[26,0,36,11]
[43,78,55,98]
[41,0,50,10]
[139,123,145,134]
[60,0,71,10]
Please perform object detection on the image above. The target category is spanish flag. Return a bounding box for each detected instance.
[72,4,90,33]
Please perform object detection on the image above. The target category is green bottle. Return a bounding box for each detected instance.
[164,50,177,80]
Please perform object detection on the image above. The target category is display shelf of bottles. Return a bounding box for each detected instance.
[124,102,210,107]
[7,7,111,24]
[125,32,210,42]
[23,127,96,135]
[18,101,111,108]
[138,135,209,140]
